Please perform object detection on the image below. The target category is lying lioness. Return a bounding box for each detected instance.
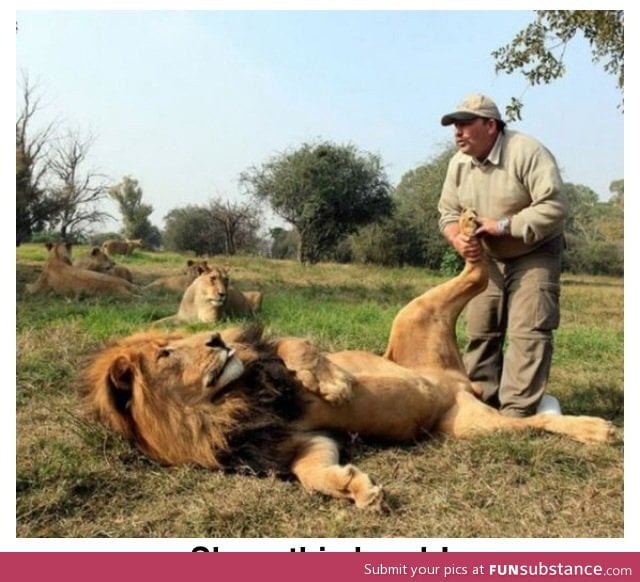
[154,265,262,324]
[80,210,615,510]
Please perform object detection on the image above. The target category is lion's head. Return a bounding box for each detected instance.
[185,259,211,278]
[75,247,115,271]
[194,266,230,307]
[45,241,73,265]
[79,328,305,472]
[89,247,115,268]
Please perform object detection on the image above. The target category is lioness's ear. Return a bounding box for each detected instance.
[91,247,101,256]
[187,259,194,267]
[45,242,53,250]
[108,355,135,393]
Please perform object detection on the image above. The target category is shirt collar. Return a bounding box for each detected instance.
[470,132,503,167]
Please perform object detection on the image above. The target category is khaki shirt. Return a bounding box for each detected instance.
[438,130,568,259]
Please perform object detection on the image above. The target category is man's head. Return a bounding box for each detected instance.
[441,94,505,160]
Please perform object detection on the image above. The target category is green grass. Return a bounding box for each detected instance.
[15,244,624,538]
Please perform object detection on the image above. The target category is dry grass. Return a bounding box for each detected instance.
[16,244,623,538]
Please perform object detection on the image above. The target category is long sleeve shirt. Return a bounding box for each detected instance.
[438,130,569,259]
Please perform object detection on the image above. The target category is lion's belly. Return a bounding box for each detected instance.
[297,375,455,442]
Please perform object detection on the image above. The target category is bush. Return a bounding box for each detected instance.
[439,247,464,276]
[563,238,623,276]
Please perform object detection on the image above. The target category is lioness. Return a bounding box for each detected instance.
[154,265,262,323]
[74,247,134,282]
[144,260,212,292]
[26,242,137,297]
[74,247,115,272]
[102,238,143,256]
[80,211,615,510]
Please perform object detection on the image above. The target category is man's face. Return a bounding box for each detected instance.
[453,118,498,160]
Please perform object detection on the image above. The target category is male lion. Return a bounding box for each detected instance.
[80,211,615,510]
[154,265,262,323]
[26,242,137,297]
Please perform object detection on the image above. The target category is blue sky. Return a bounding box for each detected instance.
[15,10,624,232]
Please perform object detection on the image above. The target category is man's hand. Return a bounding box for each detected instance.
[443,223,483,262]
[475,216,509,237]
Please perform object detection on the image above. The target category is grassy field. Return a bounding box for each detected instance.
[16,243,624,538]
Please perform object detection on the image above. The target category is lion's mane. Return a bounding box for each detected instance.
[79,330,307,476]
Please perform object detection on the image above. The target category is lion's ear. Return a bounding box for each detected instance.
[187,259,194,266]
[45,242,53,250]
[108,355,135,393]
[91,247,101,256]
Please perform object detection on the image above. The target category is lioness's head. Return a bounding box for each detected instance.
[185,259,211,279]
[45,241,73,265]
[195,266,230,307]
[89,247,115,269]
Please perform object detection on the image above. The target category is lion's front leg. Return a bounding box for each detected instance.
[273,338,353,405]
[291,434,383,510]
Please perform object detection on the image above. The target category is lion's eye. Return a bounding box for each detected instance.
[157,348,172,360]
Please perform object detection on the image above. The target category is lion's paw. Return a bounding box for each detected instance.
[555,415,617,445]
[574,416,617,445]
[317,365,354,406]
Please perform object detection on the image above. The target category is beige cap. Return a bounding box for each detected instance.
[441,94,502,126]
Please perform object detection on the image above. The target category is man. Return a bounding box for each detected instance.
[438,94,568,417]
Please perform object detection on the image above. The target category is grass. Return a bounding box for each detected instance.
[15,244,624,538]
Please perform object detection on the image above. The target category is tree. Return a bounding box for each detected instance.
[269,227,299,260]
[109,176,156,244]
[241,141,392,264]
[46,130,112,241]
[15,73,59,244]
[163,205,225,256]
[561,182,623,276]
[392,145,457,270]
[206,197,262,255]
[563,182,600,241]
[609,179,623,210]
[493,10,624,120]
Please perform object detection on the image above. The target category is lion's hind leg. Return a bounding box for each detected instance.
[291,434,383,510]
[437,391,616,445]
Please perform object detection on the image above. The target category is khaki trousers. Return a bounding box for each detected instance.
[463,236,563,417]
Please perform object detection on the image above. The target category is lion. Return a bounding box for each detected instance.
[73,247,134,283]
[79,210,616,509]
[154,265,262,324]
[26,242,137,297]
[74,247,115,272]
[144,260,212,292]
[110,264,134,283]
[102,238,143,256]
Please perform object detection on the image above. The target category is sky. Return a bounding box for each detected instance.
[14,9,625,233]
